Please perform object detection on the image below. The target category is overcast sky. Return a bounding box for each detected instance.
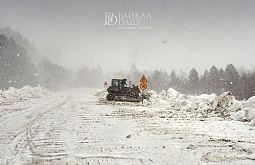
[0,0,254,74]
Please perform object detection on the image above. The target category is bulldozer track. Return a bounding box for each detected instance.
[25,97,71,162]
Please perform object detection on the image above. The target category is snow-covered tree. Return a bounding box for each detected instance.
[0,34,38,89]
[129,64,141,85]
[188,68,199,94]
[151,70,164,93]
[39,57,69,90]
[225,64,239,95]
[208,65,220,94]
[169,70,181,91]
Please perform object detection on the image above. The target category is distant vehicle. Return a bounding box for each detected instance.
[106,79,142,102]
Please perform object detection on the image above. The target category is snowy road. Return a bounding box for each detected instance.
[1,88,255,164]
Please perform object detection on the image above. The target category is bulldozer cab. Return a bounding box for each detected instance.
[111,79,127,87]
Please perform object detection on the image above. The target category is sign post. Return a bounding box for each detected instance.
[140,75,148,103]
[104,81,108,91]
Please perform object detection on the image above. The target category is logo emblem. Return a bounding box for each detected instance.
[104,12,117,25]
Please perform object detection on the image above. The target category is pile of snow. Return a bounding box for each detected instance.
[95,90,108,101]
[147,88,255,125]
[0,85,50,105]
[231,96,255,126]
[244,96,255,107]
[147,88,245,118]
[215,92,244,117]
[147,88,186,108]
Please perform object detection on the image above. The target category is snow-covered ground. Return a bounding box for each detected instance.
[1,87,255,164]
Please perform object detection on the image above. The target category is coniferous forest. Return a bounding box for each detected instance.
[1,27,254,100]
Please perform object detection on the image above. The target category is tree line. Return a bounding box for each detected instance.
[104,64,255,100]
[146,64,255,100]
[0,27,104,90]
[1,27,254,100]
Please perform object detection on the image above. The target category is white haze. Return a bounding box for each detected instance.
[0,0,255,74]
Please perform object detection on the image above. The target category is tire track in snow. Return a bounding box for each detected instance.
[56,97,156,165]
[25,97,71,161]
[0,96,69,164]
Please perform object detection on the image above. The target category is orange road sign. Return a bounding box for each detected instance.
[104,81,108,86]
[140,83,147,90]
[140,75,148,82]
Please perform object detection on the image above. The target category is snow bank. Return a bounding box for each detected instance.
[0,85,50,105]
[230,97,255,125]
[147,88,255,125]
[147,88,246,119]
[149,89,241,115]
[244,96,255,108]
